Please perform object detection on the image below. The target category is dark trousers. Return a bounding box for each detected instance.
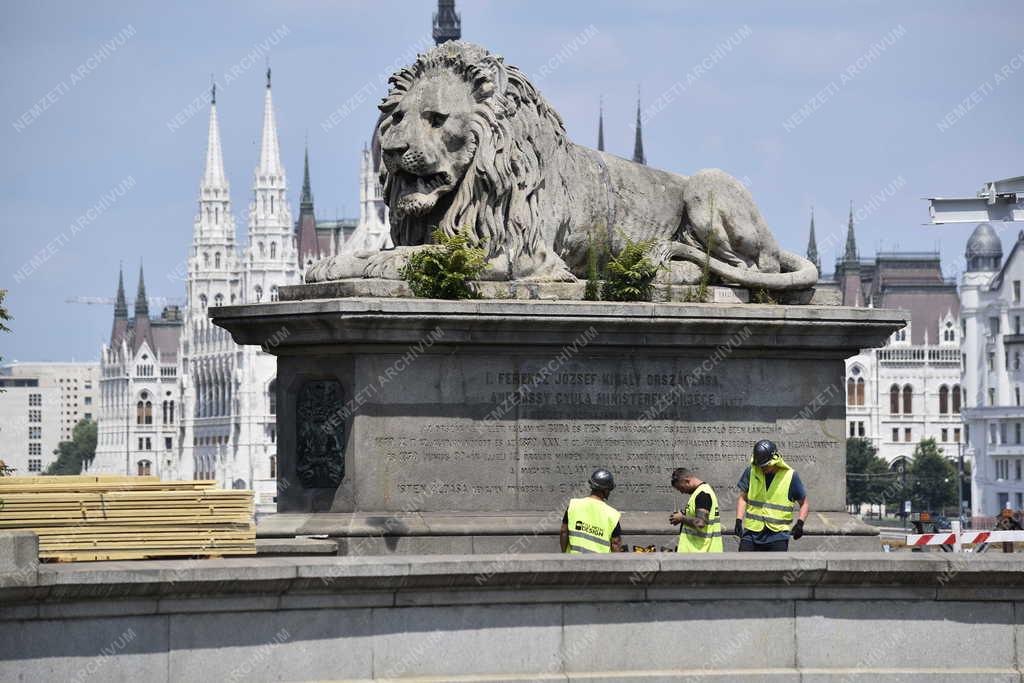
[738,538,789,552]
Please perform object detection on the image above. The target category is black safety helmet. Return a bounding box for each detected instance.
[752,439,778,467]
[589,468,615,493]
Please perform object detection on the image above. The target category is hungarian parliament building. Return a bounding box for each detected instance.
[90,72,390,513]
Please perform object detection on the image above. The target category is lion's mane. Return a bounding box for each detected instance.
[377,42,568,278]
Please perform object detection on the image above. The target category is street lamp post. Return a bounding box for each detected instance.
[957,440,965,526]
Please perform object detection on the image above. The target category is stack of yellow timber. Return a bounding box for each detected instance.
[0,475,255,561]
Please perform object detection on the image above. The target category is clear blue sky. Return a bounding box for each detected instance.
[2,0,1022,362]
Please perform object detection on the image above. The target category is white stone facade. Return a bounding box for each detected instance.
[960,224,1024,516]
[0,362,98,474]
[845,317,963,467]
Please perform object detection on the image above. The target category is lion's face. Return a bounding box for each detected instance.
[379,71,478,219]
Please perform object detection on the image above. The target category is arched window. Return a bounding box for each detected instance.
[847,378,856,405]
[137,460,151,476]
[270,455,277,479]
[270,195,275,214]
[902,385,913,414]
[214,293,224,307]
[199,294,207,309]
[230,294,236,304]
[952,384,962,414]
[270,242,277,259]
[258,242,265,257]
[270,285,279,302]
[939,385,949,414]
[214,206,219,224]
[889,384,900,414]
[144,401,153,425]
[136,400,145,425]
[856,378,865,406]
[268,380,277,415]
[254,285,263,303]
[215,252,221,268]
[203,252,209,267]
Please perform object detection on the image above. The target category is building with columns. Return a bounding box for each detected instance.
[960,223,1024,516]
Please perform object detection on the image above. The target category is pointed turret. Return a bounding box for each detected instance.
[110,266,129,346]
[133,264,153,352]
[246,67,296,298]
[844,201,857,261]
[114,266,128,319]
[296,144,320,270]
[838,201,863,307]
[300,145,313,211]
[806,207,821,273]
[134,264,149,318]
[597,98,605,152]
[257,67,284,182]
[433,0,461,45]
[191,78,238,312]
[202,83,227,192]
[632,89,645,165]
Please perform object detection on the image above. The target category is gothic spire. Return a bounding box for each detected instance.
[202,81,227,191]
[844,200,857,261]
[134,264,148,318]
[806,207,821,272]
[433,0,461,45]
[114,265,127,319]
[300,144,313,212]
[257,68,284,181]
[597,97,605,152]
[632,88,645,165]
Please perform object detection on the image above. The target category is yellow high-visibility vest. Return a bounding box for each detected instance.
[743,466,795,533]
[566,496,621,554]
[676,482,723,553]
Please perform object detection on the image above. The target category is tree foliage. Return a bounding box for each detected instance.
[46,419,97,475]
[845,438,895,506]
[601,236,662,302]
[400,228,486,300]
[909,438,958,513]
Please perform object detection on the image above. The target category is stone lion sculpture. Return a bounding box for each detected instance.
[306,41,818,290]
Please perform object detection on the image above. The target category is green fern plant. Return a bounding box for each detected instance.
[601,236,662,302]
[399,228,487,300]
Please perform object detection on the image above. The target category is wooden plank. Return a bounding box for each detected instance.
[0,477,255,561]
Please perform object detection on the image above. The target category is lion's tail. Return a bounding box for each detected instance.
[672,245,819,291]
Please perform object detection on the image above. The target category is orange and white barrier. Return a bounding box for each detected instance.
[906,521,1024,552]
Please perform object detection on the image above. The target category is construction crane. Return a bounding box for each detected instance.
[65,296,185,307]
[927,175,1024,224]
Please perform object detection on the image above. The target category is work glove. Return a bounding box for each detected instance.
[734,519,743,538]
[792,519,804,540]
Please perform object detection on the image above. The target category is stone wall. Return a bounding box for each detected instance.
[2,542,1023,681]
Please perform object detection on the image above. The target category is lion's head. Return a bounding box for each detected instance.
[377,41,568,277]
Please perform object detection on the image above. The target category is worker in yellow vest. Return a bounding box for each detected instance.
[669,467,723,552]
[560,469,623,553]
[735,440,809,551]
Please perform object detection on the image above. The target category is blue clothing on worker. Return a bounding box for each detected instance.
[737,466,806,544]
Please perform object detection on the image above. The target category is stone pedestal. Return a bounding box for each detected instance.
[212,297,904,554]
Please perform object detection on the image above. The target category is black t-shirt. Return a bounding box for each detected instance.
[692,491,712,515]
[563,510,622,537]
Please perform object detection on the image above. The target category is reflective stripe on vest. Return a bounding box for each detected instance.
[566,497,621,554]
[677,483,723,553]
[743,467,795,533]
